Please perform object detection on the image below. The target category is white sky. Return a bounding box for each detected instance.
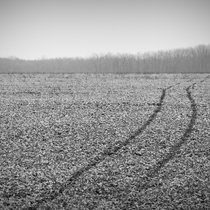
[1,0,210,59]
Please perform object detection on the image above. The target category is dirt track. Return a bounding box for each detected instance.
[27,78,206,209]
[25,86,168,209]
[120,81,200,208]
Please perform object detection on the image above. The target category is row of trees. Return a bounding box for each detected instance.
[0,45,210,73]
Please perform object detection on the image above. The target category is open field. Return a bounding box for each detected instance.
[0,73,210,209]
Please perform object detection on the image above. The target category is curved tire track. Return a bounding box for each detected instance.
[140,84,197,189]
[25,78,201,209]
[26,87,168,209]
[122,79,207,208]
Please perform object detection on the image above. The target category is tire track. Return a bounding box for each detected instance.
[122,79,207,208]
[24,78,199,209]
[140,83,197,189]
[25,87,168,209]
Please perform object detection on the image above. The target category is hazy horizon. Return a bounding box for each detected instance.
[1,44,209,61]
[1,0,210,60]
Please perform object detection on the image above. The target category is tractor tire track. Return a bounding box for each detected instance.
[139,84,197,189]
[25,78,199,209]
[26,87,168,209]
[122,79,207,208]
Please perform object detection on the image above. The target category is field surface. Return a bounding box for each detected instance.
[0,74,209,209]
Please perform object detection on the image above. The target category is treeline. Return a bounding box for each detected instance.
[0,45,210,73]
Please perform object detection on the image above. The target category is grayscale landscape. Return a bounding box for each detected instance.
[1,0,210,209]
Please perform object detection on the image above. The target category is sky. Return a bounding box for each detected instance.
[0,0,210,59]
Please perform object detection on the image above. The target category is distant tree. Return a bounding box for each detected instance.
[0,45,210,73]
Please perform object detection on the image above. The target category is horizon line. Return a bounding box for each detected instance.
[1,43,209,61]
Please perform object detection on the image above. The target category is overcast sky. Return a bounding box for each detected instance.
[1,0,210,59]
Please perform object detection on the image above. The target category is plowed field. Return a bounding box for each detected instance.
[0,74,209,209]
